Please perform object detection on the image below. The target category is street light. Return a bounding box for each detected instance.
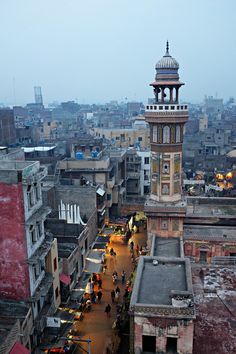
[60,337,92,354]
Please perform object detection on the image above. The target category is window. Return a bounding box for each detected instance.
[152,126,157,142]
[55,287,59,299]
[36,222,42,238]
[138,136,142,142]
[151,218,157,230]
[53,257,57,271]
[120,134,125,142]
[142,335,156,353]
[116,136,120,140]
[162,183,169,195]
[27,185,34,208]
[161,219,168,230]
[144,157,149,165]
[176,125,181,143]
[162,161,170,174]
[166,337,177,353]
[172,219,179,231]
[30,225,37,244]
[163,126,170,143]
[107,193,112,200]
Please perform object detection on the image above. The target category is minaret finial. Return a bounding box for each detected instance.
[166,40,169,55]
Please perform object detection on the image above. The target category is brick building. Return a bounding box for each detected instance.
[0,160,60,348]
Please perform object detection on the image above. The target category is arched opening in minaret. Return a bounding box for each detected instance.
[163,126,170,143]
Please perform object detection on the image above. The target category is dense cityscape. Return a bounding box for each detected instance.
[1,1,236,354]
[0,43,236,354]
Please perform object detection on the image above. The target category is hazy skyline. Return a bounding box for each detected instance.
[0,0,235,106]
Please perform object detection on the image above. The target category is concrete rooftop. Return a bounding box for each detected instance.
[136,257,187,305]
[184,225,236,242]
[192,264,236,354]
[152,237,181,258]
[0,160,36,171]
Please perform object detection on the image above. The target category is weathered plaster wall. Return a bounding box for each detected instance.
[0,182,30,300]
[134,316,194,354]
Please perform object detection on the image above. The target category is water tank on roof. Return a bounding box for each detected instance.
[91,150,98,158]
[76,151,84,160]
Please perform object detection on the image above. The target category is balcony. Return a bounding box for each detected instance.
[106,199,112,208]
[127,172,140,179]
[22,166,47,184]
[35,301,56,334]
[107,175,115,189]
[145,103,188,112]
[97,202,106,213]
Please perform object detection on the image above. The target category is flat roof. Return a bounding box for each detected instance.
[0,300,30,317]
[184,225,236,242]
[153,237,181,258]
[192,265,236,354]
[0,160,37,171]
[136,257,187,305]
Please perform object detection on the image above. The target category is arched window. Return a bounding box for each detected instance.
[163,126,170,143]
[176,125,181,143]
[153,125,157,142]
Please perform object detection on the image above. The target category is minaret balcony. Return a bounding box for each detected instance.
[145,103,188,112]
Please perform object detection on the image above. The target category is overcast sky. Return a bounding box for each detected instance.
[0,0,235,106]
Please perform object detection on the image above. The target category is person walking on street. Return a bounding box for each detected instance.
[130,241,134,251]
[115,286,120,295]
[98,278,102,289]
[105,304,111,317]
[121,270,126,284]
[97,290,102,303]
[92,291,97,304]
[111,289,115,303]
[115,286,120,303]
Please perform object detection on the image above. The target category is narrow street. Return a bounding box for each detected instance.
[72,227,147,354]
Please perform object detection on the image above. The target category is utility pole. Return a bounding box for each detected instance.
[60,337,92,354]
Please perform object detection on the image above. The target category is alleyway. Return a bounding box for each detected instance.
[73,227,147,354]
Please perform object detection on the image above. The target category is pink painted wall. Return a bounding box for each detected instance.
[0,182,30,300]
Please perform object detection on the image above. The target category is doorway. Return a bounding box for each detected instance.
[166,337,177,354]
[142,335,156,353]
[199,250,207,262]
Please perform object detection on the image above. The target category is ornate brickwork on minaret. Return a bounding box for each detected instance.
[144,42,188,244]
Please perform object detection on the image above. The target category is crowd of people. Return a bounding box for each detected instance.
[76,233,145,346]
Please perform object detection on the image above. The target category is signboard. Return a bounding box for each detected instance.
[46,317,61,328]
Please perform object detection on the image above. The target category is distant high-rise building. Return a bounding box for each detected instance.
[0,109,16,146]
[34,86,43,105]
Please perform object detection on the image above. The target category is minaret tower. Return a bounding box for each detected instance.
[144,42,188,243]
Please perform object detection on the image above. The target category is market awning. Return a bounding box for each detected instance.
[85,250,105,274]
[22,146,56,153]
[10,342,30,354]
[92,242,107,250]
[59,273,71,285]
[96,187,105,196]
[92,235,110,250]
